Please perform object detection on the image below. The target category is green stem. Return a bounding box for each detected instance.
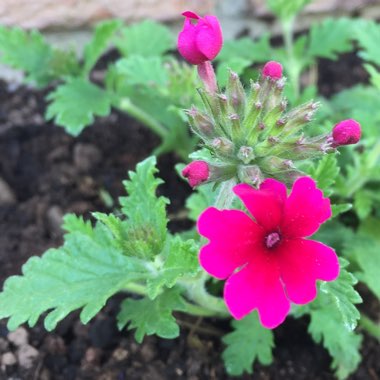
[214,178,237,209]
[359,315,380,341]
[282,17,301,100]
[118,98,168,138]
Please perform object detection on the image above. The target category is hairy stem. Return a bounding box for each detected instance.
[197,61,218,93]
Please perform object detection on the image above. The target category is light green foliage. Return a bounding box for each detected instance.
[0,215,147,331]
[222,313,274,376]
[295,260,362,379]
[186,183,217,221]
[115,20,174,57]
[354,190,373,220]
[319,259,362,331]
[117,288,186,343]
[308,308,362,380]
[46,78,112,135]
[345,218,380,299]
[330,86,380,139]
[267,0,312,20]
[0,26,79,86]
[355,20,380,66]
[364,64,380,90]
[116,56,169,87]
[83,19,122,74]
[308,154,339,196]
[120,157,169,258]
[147,237,199,299]
[307,18,355,60]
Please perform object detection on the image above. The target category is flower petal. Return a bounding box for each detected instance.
[233,179,287,231]
[196,15,223,61]
[177,18,208,65]
[198,207,264,279]
[224,252,290,329]
[281,177,331,238]
[278,239,340,305]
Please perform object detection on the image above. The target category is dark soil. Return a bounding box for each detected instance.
[0,52,379,380]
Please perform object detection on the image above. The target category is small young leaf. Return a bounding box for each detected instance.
[147,237,199,299]
[120,157,169,258]
[116,56,169,87]
[117,288,185,343]
[307,18,355,60]
[0,216,147,331]
[83,19,122,74]
[331,203,352,218]
[46,78,112,135]
[222,312,274,376]
[115,20,174,57]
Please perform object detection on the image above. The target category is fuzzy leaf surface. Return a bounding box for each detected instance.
[222,313,274,376]
[46,78,112,135]
[308,154,339,196]
[355,20,380,66]
[147,237,199,299]
[117,288,185,343]
[115,20,174,57]
[119,156,169,259]
[0,215,147,332]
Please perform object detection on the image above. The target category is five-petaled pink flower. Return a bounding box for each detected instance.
[177,11,223,65]
[197,177,340,329]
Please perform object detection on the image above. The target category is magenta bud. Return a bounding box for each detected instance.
[332,119,361,147]
[262,61,283,80]
[177,11,223,65]
[182,161,210,187]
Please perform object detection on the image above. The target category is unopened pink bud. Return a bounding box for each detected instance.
[262,61,283,80]
[177,11,223,65]
[332,119,361,147]
[182,161,210,187]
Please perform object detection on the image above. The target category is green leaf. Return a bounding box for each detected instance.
[116,56,168,87]
[0,215,147,331]
[308,308,362,380]
[222,312,274,376]
[267,0,312,20]
[331,203,352,218]
[354,190,373,220]
[117,288,185,343]
[115,20,174,57]
[83,19,122,74]
[355,20,380,66]
[319,259,362,331]
[307,18,355,60]
[0,26,80,87]
[46,78,112,135]
[147,237,199,299]
[120,157,169,258]
[346,218,380,299]
[364,64,380,90]
[309,154,339,195]
[186,183,217,221]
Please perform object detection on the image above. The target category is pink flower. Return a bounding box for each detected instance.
[262,61,283,80]
[177,11,223,65]
[197,177,339,328]
[332,119,361,147]
[182,161,210,187]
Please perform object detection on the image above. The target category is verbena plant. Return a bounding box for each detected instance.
[1,2,380,379]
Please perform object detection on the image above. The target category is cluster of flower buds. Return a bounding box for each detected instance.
[178,11,361,188]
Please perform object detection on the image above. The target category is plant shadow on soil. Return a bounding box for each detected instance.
[0,52,379,380]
